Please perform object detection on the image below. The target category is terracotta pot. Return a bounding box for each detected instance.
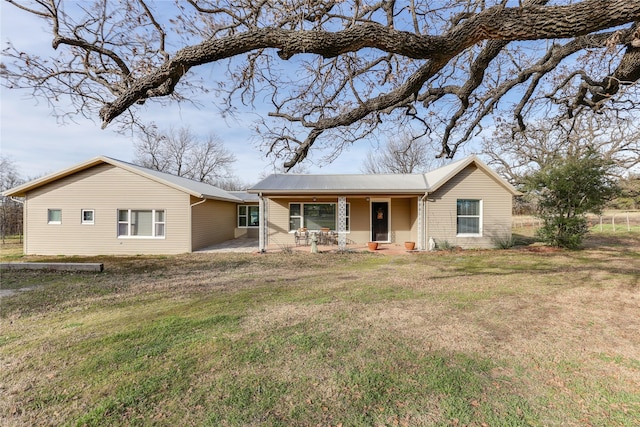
[404,241,415,250]
[367,242,378,251]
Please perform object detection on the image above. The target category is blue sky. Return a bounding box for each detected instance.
[0,3,375,185]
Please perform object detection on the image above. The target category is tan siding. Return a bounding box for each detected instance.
[266,199,296,247]
[427,164,512,249]
[234,228,259,238]
[191,198,237,250]
[390,198,415,244]
[348,198,371,244]
[24,164,191,255]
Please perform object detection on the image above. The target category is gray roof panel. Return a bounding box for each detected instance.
[251,173,428,193]
[229,191,260,202]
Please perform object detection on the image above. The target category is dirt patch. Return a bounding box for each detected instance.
[0,286,38,298]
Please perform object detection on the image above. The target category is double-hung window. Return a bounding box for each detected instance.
[289,203,350,232]
[118,209,165,238]
[238,205,259,227]
[456,199,482,236]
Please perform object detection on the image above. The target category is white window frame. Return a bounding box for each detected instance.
[237,205,259,228]
[289,203,303,231]
[117,209,166,239]
[288,202,350,232]
[48,209,62,224]
[81,209,95,225]
[456,199,482,237]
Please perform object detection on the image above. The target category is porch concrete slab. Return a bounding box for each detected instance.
[284,243,416,255]
[197,237,260,253]
[197,237,418,255]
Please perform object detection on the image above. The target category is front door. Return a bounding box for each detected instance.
[371,201,389,242]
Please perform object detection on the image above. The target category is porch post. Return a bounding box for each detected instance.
[258,195,267,252]
[417,196,425,250]
[337,196,347,250]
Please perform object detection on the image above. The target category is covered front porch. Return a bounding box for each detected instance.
[255,195,427,252]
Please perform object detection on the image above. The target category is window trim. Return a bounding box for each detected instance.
[117,209,166,239]
[81,209,95,225]
[237,204,260,228]
[456,199,482,237]
[288,202,350,233]
[48,209,62,224]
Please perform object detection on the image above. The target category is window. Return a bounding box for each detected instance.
[457,199,482,236]
[238,205,259,227]
[289,203,350,232]
[117,209,165,238]
[81,209,95,225]
[290,203,302,231]
[48,209,62,224]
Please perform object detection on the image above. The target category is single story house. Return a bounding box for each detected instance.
[249,155,520,252]
[3,154,519,255]
[2,156,258,255]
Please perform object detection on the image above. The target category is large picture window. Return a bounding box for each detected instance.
[238,205,259,227]
[289,203,349,232]
[118,209,165,238]
[457,199,482,236]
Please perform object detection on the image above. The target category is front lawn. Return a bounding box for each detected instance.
[1,233,639,426]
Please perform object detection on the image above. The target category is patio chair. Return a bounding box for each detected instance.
[294,228,309,246]
[319,227,330,245]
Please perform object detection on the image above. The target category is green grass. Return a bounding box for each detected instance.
[590,224,640,233]
[1,234,639,426]
[0,235,24,260]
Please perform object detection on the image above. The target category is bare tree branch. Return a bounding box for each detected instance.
[133,125,237,184]
[3,0,640,170]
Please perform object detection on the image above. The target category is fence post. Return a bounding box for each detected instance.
[612,214,615,232]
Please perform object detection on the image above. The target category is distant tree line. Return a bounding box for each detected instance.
[1,156,24,242]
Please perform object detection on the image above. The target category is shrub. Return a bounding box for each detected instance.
[536,216,588,249]
[524,150,619,249]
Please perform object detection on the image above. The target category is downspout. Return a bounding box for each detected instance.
[189,196,207,252]
[190,197,207,208]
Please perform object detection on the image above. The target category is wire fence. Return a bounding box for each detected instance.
[513,211,640,233]
[588,211,640,232]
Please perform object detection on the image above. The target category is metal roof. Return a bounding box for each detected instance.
[4,154,519,199]
[3,156,244,202]
[250,173,429,194]
[249,155,520,196]
[229,191,260,202]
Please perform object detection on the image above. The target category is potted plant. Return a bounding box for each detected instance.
[367,241,378,251]
[404,241,415,250]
